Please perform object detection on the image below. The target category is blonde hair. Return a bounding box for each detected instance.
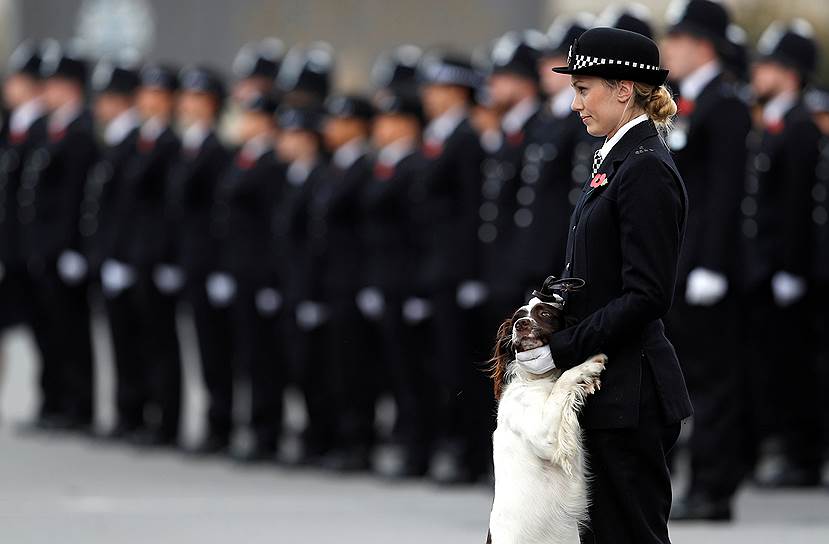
[604,79,678,132]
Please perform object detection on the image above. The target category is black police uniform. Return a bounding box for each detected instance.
[18,48,98,428]
[550,28,692,544]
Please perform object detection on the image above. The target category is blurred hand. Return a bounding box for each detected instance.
[296,300,329,330]
[356,287,385,320]
[255,287,283,317]
[685,268,728,306]
[456,280,489,309]
[101,259,136,297]
[206,272,237,307]
[57,250,88,286]
[154,264,185,295]
[403,297,433,324]
[772,271,806,307]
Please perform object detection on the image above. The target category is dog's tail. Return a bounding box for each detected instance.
[486,318,513,400]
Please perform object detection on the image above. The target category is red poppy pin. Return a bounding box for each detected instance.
[590,173,608,188]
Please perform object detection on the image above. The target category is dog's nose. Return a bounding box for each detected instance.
[514,318,532,333]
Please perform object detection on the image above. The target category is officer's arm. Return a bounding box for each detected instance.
[547,157,685,369]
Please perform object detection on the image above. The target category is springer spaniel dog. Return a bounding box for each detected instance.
[487,276,607,544]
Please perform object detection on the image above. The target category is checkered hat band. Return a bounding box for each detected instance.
[571,54,660,71]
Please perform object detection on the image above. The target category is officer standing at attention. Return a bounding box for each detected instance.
[168,66,232,454]
[659,0,753,521]
[18,42,98,432]
[738,20,823,489]
[0,42,47,342]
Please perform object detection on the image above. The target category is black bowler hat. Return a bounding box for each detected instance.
[756,19,819,80]
[8,41,43,78]
[325,95,374,121]
[665,0,730,44]
[92,61,140,95]
[805,88,829,114]
[371,44,422,93]
[596,3,654,39]
[276,42,334,100]
[39,41,87,85]
[552,27,670,87]
[241,92,279,116]
[140,64,179,92]
[276,105,323,133]
[543,13,594,58]
[180,65,226,101]
[374,91,424,124]
[233,38,284,80]
[722,24,750,82]
[418,52,483,90]
[490,30,546,83]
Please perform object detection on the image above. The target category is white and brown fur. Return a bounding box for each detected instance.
[487,296,606,544]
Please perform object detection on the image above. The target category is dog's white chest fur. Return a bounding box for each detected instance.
[489,356,606,544]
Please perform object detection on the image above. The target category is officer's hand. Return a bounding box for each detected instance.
[101,259,136,297]
[255,287,283,317]
[457,280,489,309]
[206,272,237,307]
[356,287,385,320]
[403,297,433,324]
[685,267,728,306]
[771,271,806,307]
[154,264,186,295]
[296,300,328,331]
[57,250,88,286]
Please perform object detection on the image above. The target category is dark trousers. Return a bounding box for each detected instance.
[105,287,146,430]
[0,263,30,330]
[666,293,746,499]
[579,361,680,544]
[27,264,93,423]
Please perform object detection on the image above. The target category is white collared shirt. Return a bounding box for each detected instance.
[762,91,798,125]
[332,137,369,170]
[104,108,140,147]
[598,113,649,162]
[286,158,316,186]
[49,101,82,133]
[424,105,466,143]
[550,87,576,119]
[182,122,211,153]
[377,137,417,168]
[10,97,45,135]
[679,60,721,102]
[140,116,167,142]
[241,134,271,162]
[501,97,540,135]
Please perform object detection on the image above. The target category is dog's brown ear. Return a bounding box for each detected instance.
[487,318,514,400]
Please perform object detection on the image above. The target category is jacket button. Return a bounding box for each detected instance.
[565,262,571,271]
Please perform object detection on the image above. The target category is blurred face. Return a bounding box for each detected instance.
[42,77,82,111]
[3,73,41,110]
[487,73,536,112]
[94,93,133,126]
[177,91,219,128]
[752,61,799,103]
[136,86,176,121]
[538,54,570,97]
[276,129,319,163]
[813,112,829,136]
[420,83,468,121]
[570,75,633,138]
[323,116,368,152]
[232,76,272,104]
[237,110,272,143]
[470,104,501,134]
[661,33,711,82]
[371,114,420,149]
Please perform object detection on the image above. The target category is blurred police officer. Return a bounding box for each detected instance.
[18,42,97,431]
[313,94,376,471]
[659,0,753,520]
[370,44,423,105]
[596,2,655,39]
[415,51,489,483]
[276,42,333,108]
[0,42,46,336]
[273,105,331,464]
[168,66,233,454]
[739,20,822,488]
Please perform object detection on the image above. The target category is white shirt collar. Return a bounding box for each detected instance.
[49,101,82,133]
[425,105,466,143]
[480,129,503,154]
[550,87,575,119]
[104,108,140,147]
[140,116,167,141]
[182,122,211,153]
[332,137,369,170]
[763,91,798,125]
[241,134,271,161]
[286,158,316,186]
[679,60,721,102]
[599,113,649,161]
[10,97,45,135]
[501,97,540,135]
[377,137,416,167]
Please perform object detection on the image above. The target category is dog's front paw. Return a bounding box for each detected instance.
[560,354,607,395]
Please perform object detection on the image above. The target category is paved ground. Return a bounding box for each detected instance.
[2,325,828,543]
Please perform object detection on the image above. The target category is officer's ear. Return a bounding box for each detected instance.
[615,80,634,104]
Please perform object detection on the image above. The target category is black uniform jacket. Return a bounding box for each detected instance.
[549,119,693,429]
[813,135,829,284]
[671,74,751,283]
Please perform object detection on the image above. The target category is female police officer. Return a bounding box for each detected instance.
[549,27,692,543]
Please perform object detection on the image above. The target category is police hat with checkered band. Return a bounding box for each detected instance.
[8,40,43,79]
[325,95,374,121]
[39,40,87,85]
[596,3,654,39]
[180,65,226,101]
[140,64,179,92]
[92,61,140,96]
[756,19,819,81]
[552,27,670,87]
[543,13,594,58]
[489,30,546,83]
[417,52,483,90]
[233,38,284,80]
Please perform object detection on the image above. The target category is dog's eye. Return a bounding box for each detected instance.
[540,311,551,319]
